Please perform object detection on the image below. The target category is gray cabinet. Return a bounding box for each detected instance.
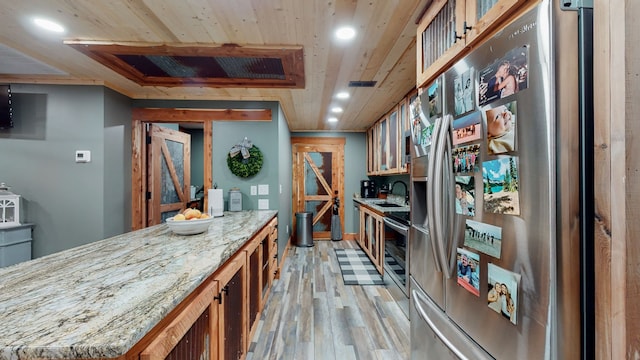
[0,223,33,268]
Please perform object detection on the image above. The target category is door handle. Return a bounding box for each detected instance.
[412,288,470,360]
[426,117,442,273]
[433,116,450,277]
[443,117,460,276]
[438,115,455,278]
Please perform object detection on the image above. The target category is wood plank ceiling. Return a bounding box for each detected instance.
[0,0,428,131]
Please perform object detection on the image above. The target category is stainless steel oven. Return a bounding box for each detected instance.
[383,211,410,296]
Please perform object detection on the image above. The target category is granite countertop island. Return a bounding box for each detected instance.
[0,210,277,360]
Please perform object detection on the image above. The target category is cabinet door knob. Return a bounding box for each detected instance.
[213,293,222,304]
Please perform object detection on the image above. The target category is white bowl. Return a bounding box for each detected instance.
[166,215,214,235]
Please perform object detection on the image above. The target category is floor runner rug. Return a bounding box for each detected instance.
[335,248,384,285]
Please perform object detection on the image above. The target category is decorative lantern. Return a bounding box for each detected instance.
[0,183,20,227]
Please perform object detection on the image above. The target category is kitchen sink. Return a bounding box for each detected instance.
[377,203,403,207]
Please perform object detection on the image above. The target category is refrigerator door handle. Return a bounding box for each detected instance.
[412,288,470,360]
[442,115,457,276]
[434,115,453,278]
[426,117,443,273]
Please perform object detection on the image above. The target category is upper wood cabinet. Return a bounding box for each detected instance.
[416,0,529,88]
[366,126,377,174]
[366,96,411,176]
[399,92,413,174]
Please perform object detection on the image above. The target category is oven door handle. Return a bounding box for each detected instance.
[383,217,409,235]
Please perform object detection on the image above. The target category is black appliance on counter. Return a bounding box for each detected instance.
[360,180,377,198]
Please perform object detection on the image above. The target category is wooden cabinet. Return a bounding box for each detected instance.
[398,97,410,174]
[267,219,278,290]
[379,115,389,172]
[366,103,409,176]
[246,216,278,342]
[245,234,262,344]
[140,281,219,360]
[137,215,278,360]
[366,126,377,174]
[416,0,530,88]
[358,205,384,275]
[215,254,247,360]
[387,107,399,172]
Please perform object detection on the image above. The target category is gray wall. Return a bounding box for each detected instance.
[290,132,368,235]
[277,107,292,258]
[103,88,133,238]
[183,128,204,192]
[0,85,113,257]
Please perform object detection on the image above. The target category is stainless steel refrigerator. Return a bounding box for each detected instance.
[409,1,593,359]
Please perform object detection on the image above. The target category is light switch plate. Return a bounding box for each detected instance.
[258,199,269,210]
[251,186,257,195]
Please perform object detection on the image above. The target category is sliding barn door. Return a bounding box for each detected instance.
[292,137,345,240]
[147,124,191,226]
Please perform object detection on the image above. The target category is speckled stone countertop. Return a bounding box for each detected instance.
[353,196,410,213]
[0,210,277,360]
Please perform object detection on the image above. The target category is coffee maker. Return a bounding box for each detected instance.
[360,180,377,198]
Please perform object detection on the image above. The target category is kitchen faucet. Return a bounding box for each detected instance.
[391,180,409,205]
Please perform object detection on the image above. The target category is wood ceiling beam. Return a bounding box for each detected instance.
[132,108,272,122]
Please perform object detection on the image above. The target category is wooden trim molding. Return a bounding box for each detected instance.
[132,108,272,122]
[593,0,640,358]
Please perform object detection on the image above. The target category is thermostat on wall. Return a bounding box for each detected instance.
[75,150,91,163]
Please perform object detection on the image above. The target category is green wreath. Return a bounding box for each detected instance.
[227,145,263,178]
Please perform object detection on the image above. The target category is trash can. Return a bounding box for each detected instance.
[295,212,314,247]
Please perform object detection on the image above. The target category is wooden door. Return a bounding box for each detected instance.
[147,124,191,226]
[292,137,345,240]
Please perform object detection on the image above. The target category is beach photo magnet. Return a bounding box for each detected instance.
[464,219,502,259]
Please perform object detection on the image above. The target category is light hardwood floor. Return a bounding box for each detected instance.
[248,240,410,360]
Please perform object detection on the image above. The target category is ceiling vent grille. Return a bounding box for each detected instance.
[348,80,377,87]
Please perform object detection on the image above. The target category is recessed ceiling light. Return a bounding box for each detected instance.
[331,107,343,113]
[33,18,65,33]
[336,92,350,99]
[328,117,339,123]
[335,27,356,40]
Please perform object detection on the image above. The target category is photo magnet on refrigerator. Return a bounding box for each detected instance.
[456,248,480,297]
[487,263,521,325]
[464,219,502,259]
[482,156,520,215]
